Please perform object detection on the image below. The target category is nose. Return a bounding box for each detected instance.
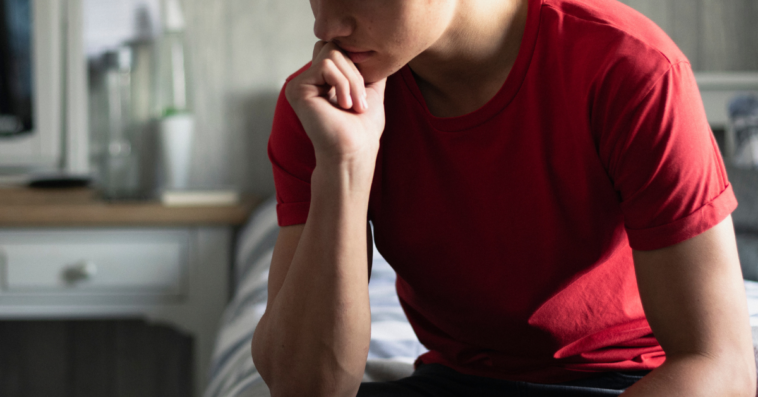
[311,0,354,42]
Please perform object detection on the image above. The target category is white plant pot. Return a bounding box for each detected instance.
[159,114,194,190]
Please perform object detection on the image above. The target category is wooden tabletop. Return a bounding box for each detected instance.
[0,187,263,227]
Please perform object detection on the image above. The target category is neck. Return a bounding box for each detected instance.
[408,0,529,117]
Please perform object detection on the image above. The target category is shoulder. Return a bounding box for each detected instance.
[536,0,694,117]
[541,0,686,64]
[539,0,688,94]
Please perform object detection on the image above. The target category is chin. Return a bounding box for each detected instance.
[358,61,405,84]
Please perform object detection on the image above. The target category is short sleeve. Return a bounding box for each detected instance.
[267,66,316,226]
[598,61,737,251]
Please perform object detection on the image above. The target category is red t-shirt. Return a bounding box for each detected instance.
[268,0,737,384]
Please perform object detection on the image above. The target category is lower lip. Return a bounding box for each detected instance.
[345,51,375,64]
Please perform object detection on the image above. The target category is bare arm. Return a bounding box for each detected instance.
[251,41,386,397]
[252,193,374,397]
[621,215,756,396]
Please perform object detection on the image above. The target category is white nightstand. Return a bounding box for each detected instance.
[0,188,260,397]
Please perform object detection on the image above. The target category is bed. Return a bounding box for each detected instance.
[203,174,758,397]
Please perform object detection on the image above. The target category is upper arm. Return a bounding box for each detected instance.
[632,215,753,362]
[265,222,374,311]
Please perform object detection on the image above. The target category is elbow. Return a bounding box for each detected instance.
[262,360,364,397]
[738,356,757,397]
[264,366,362,397]
[269,383,361,397]
[733,369,756,397]
[731,346,757,397]
[704,349,756,397]
[251,325,274,387]
[710,348,756,397]
[251,331,363,397]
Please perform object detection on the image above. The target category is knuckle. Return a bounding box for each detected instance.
[350,74,364,91]
[319,58,335,70]
[337,78,350,92]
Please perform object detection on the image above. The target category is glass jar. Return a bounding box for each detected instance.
[100,46,141,198]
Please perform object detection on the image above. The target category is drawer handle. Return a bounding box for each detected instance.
[63,261,98,284]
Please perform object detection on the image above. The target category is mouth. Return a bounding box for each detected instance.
[334,43,375,64]
[344,50,375,64]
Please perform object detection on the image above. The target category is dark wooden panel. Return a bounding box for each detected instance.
[114,321,158,397]
[23,321,71,397]
[0,321,71,397]
[70,321,117,397]
[151,324,194,397]
[0,320,192,397]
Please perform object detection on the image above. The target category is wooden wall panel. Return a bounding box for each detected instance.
[701,0,745,70]
[666,0,700,70]
[622,0,671,32]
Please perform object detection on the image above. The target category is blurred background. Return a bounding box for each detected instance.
[0,0,756,197]
[0,0,757,396]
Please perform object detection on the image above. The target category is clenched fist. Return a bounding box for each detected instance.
[285,41,388,167]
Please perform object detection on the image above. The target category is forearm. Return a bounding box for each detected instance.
[252,160,375,397]
[621,353,756,397]
[628,217,756,397]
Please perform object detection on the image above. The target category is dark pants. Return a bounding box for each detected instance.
[357,364,649,396]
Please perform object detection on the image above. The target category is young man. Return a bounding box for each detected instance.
[251,0,757,396]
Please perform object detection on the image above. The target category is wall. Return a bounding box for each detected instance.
[181,0,314,196]
[181,0,758,197]
[619,0,758,71]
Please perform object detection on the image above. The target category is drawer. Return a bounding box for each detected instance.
[0,229,189,295]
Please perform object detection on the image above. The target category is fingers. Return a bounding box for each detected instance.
[319,58,353,109]
[310,41,368,113]
[330,54,368,111]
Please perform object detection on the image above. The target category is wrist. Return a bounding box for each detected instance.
[311,157,376,202]
[314,143,379,167]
